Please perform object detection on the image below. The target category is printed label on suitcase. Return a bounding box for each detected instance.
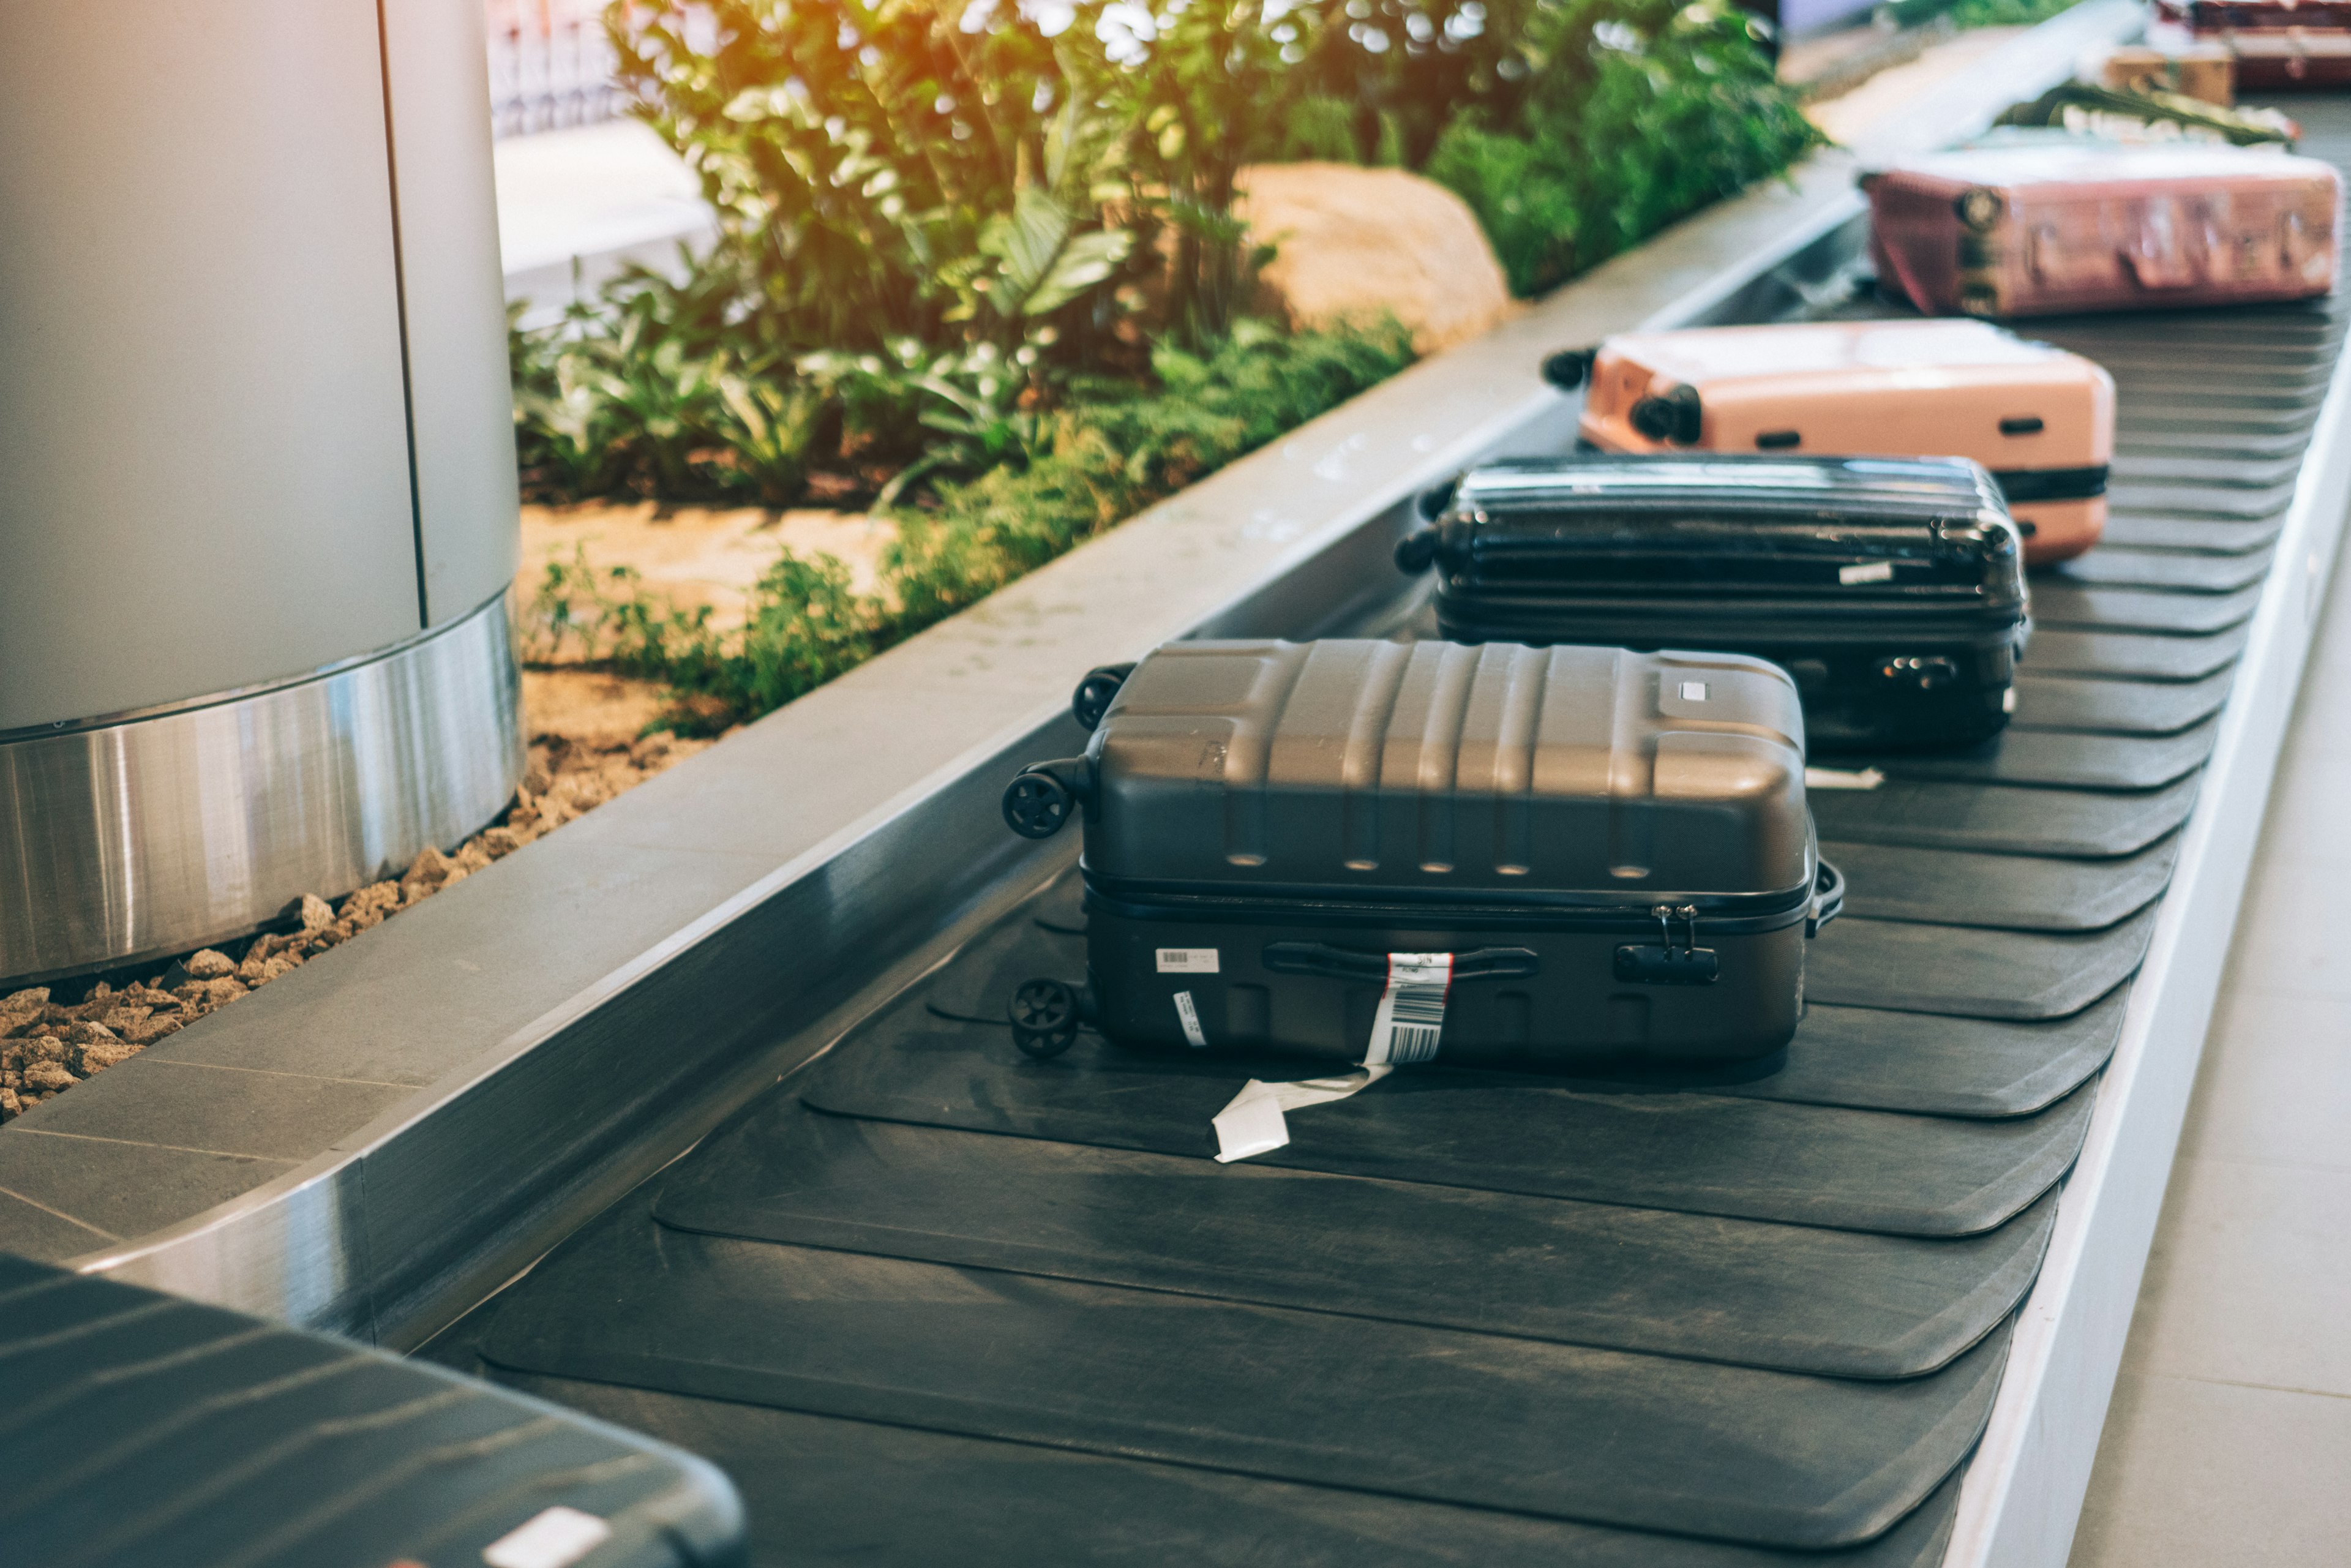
[1172,990,1209,1048]
[1156,948,1221,973]
[1365,953,1452,1065]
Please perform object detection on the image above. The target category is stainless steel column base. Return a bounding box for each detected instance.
[0,594,523,985]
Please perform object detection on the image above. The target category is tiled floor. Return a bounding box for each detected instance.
[2069,542,2351,1565]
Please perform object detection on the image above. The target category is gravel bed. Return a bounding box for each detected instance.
[1,726,711,1122]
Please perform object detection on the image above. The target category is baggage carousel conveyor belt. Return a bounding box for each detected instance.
[419,107,2351,1567]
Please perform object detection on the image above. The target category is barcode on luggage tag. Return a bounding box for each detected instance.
[1156,948,1220,973]
[1365,953,1452,1066]
[1839,561,1895,585]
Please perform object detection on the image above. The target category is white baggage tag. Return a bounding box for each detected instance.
[1212,1067,1394,1163]
[1365,952,1452,1065]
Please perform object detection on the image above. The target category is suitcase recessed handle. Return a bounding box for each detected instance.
[1262,943,1540,982]
[1809,860,1845,937]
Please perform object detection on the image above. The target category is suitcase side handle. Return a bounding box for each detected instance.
[1262,942,1541,981]
[1809,860,1845,937]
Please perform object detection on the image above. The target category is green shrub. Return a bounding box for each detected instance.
[528,317,1414,732]
[1944,0,2080,26]
[512,0,1816,730]
[1426,0,1819,295]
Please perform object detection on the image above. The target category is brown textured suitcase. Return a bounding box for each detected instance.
[999,640,1840,1068]
[1868,140,2342,320]
[1564,319,2114,563]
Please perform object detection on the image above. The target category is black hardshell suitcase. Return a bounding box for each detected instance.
[1000,639,1842,1067]
[1395,454,2029,752]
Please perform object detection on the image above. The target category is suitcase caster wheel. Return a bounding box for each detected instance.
[1071,664,1134,732]
[1003,770,1077,839]
[1010,979,1081,1059]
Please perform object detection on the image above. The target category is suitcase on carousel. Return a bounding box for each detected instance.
[998,639,1839,1067]
[1866,140,2342,321]
[1394,454,2028,752]
[1556,317,2115,563]
[2156,4,2351,88]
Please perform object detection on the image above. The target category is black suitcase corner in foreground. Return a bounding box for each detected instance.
[1395,454,2029,752]
[1004,639,1841,1068]
[0,1253,745,1568]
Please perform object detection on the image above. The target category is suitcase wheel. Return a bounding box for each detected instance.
[1540,348,1595,390]
[1003,770,1078,838]
[1071,664,1136,732]
[1395,527,1441,574]
[1010,978,1082,1058]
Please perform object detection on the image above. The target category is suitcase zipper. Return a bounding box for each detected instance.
[1083,874,1820,935]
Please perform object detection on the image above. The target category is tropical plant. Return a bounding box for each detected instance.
[1425,0,1818,294]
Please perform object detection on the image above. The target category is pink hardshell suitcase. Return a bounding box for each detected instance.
[2153,6,2351,88]
[1570,319,2115,564]
[1868,140,2341,320]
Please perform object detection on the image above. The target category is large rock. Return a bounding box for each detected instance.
[1236,163,1514,354]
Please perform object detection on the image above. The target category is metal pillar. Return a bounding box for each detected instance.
[0,0,523,983]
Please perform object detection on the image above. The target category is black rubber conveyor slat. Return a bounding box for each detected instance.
[478,1196,2013,1551]
[444,102,2351,1566]
[658,1099,2055,1377]
[2043,549,2274,591]
[494,1373,1966,1568]
[2100,513,2282,552]
[2024,580,2262,634]
[1807,775,2199,858]
[800,1005,2091,1236]
[1807,906,2156,1019]
[1872,719,2216,790]
[2021,625,2249,681]
[1824,837,2177,931]
[2009,670,2232,735]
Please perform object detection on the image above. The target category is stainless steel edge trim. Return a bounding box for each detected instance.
[1944,299,2351,1566]
[0,591,523,984]
[66,0,2140,1373]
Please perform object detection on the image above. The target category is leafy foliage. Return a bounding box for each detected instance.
[512,0,1816,729]
[1424,0,1820,295]
[525,317,1414,732]
[1944,0,2079,26]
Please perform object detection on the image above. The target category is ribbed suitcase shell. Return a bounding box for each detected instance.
[1575,319,2115,563]
[0,1255,745,1568]
[1057,639,1826,1065]
[1401,455,2027,752]
[1869,140,2342,318]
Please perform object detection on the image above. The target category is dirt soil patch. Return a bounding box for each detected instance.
[522,501,897,631]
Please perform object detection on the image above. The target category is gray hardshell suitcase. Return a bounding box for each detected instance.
[1000,639,1842,1067]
